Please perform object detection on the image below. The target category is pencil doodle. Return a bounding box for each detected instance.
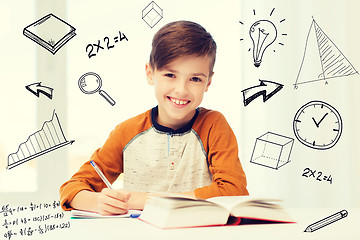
[85,30,128,59]
[304,210,348,232]
[78,72,116,106]
[250,132,294,170]
[293,100,343,150]
[23,13,76,55]
[241,79,283,106]
[294,18,358,88]
[25,82,53,99]
[6,110,74,170]
[239,8,287,67]
[302,167,333,184]
[142,1,163,28]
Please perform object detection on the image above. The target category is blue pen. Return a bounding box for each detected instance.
[130,213,142,218]
[90,160,113,189]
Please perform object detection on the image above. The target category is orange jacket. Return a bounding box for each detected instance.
[60,107,248,210]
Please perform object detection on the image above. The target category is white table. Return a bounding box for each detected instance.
[61,208,359,240]
[2,208,359,240]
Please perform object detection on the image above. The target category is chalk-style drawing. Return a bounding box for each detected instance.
[239,8,287,67]
[250,132,294,170]
[25,82,53,99]
[294,18,358,87]
[78,72,116,106]
[23,13,76,55]
[85,30,128,59]
[7,110,74,170]
[142,1,163,28]
[249,20,277,67]
[302,167,333,184]
[2,200,69,238]
[304,210,348,232]
[293,100,342,150]
[241,79,283,106]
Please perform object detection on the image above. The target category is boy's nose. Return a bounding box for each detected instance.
[174,80,188,94]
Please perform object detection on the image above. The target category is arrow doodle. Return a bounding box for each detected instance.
[241,79,283,106]
[25,82,54,99]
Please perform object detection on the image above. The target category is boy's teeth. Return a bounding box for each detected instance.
[171,98,188,105]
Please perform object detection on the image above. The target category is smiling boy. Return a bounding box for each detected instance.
[147,54,212,130]
[60,21,248,215]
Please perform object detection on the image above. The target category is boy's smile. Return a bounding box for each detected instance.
[146,55,213,130]
[168,96,190,107]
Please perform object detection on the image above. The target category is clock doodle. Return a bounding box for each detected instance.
[293,100,343,150]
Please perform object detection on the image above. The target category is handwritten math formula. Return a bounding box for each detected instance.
[86,30,128,58]
[1,201,70,240]
[302,167,333,184]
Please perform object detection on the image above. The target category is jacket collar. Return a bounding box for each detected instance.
[151,106,199,134]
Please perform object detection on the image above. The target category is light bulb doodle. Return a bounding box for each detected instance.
[239,8,286,68]
[249,20,277,68]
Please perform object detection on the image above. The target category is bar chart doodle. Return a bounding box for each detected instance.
[294,18,358,88]
[6,110,74,170]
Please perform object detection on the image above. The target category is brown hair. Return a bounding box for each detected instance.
[149,21,217,73]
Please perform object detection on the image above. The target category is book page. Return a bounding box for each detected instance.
[207,196,281,212]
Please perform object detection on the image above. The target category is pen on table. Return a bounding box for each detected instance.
[304,209,348,232]
[130,213,142,218]
[90,160,113,189]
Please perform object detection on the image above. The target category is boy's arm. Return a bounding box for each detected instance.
[193,111,249,199]
[68,189,131,215]
[69,189,194,213]
[60,124,124,211]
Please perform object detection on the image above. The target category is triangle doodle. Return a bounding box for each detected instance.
[294,19,358,86]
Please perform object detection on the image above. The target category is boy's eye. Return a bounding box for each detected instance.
[165,73,175,78]
[191,77,202,82]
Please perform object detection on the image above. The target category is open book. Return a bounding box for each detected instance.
[139,195,294,228]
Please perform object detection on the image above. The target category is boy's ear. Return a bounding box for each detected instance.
[145,63,154,85]
[205,71,214,92]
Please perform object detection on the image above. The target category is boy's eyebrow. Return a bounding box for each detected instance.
[163,68,208,78]
[193,73,208,78]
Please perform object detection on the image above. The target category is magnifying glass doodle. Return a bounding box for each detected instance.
[78,72,116,106]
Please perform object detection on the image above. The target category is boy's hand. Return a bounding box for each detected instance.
[97,188,131,215]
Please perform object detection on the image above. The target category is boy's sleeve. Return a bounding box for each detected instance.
[194,111,249,199]
[59,124,124,211]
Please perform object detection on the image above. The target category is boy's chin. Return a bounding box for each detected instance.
[169,109,196,121]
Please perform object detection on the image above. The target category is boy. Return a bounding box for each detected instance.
[60,21,248,215]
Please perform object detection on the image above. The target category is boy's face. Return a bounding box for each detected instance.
[146,55,213,130]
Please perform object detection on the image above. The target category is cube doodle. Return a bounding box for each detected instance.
[250,132,294,170]
[142,1,163,28]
